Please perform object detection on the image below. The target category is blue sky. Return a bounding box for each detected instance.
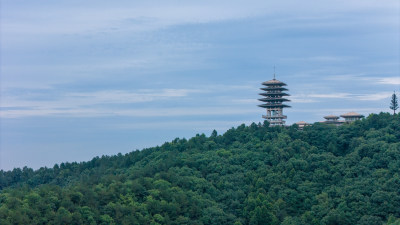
[1,0,399,170]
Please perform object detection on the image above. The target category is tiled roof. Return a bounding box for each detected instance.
[340,112,364,117]
[262,79,287,86]
[324,115,339,119]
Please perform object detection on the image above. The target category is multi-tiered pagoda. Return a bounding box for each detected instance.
[258,76,290,126]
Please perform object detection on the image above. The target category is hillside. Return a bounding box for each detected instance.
[1,112,399,225]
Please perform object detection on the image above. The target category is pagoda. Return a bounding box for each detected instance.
[258,74,290,126]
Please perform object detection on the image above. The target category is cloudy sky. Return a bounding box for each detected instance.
[1,0,399,170]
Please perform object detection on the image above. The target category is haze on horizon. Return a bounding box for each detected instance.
[1,0,399,170]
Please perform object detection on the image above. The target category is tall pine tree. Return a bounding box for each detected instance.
[390,91,398,114]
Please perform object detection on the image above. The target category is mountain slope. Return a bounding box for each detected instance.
[1,112,399,225]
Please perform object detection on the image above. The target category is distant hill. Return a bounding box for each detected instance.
[1,112,399,225]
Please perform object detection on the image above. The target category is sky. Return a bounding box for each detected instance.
[1,0,399,170]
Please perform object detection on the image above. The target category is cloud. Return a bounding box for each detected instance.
[325,75,400,86]
[290,93,351,103]
[0,106,260,118]
[308,93,351,98]
[290,107,388,115]
[324,74,366,81]
[109,120,256,131]
[0,84,262,118]
[290,91,393,103]
[355,92,393,101]
[282,56,355,63]
[3,0,397,37]
[2,2,266,37]
[377,77,400,85]
[290,97,318,103]
[231,99,259,104]
[0,89,195,117]
[65,89,194,104]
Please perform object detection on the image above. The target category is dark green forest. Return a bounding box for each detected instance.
[1,112,399,225]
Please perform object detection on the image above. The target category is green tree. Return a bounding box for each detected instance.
[1,113,400,224]
[390,91,398,114]
[54,207,72,225]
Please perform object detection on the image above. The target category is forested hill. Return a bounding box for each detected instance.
[1,113,400,225]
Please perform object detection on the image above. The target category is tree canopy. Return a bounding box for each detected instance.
[1,112,399,225]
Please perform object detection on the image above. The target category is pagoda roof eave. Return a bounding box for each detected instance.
[259,93,290,96]
[258,98,290,102]
[260,87,289,91]
[258,104,291,108]
[262,79,287,86]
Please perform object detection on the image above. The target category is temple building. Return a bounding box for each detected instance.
[340,112,364,122]
[295,121,310,130]
[258,76,290,126]
[321,112,364,126]
[323,115,344,126]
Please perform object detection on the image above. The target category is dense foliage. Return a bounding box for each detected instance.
[1,112,399,225]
